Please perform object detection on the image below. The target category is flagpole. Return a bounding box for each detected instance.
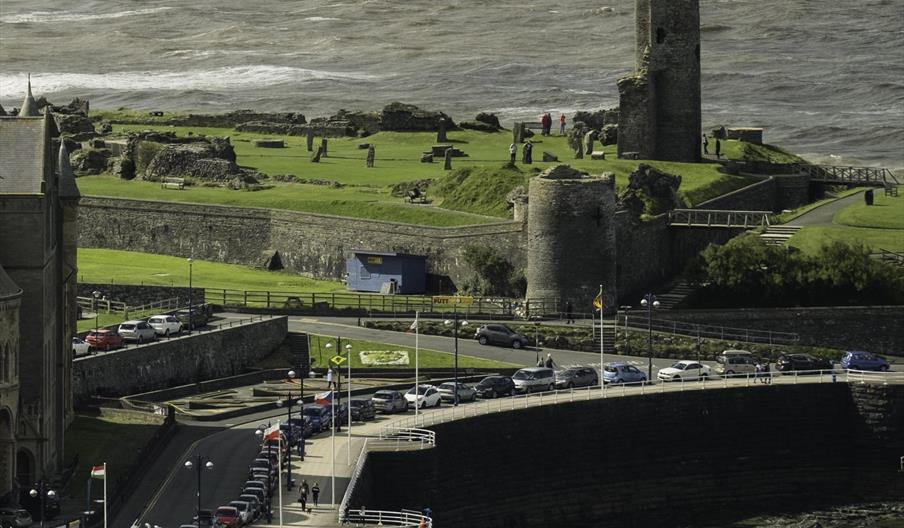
[347,346,351,466]
[103,462,107,528]
[599,285,604,394]
[414,311,419,422]
[278,420,283,527]
[331,391,335,510]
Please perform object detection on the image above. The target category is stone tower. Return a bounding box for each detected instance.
[525,165,617,313]
[617,0,701,162]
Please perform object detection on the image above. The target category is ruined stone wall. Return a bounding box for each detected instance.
[696,177,777,211]
[614,211,672,300]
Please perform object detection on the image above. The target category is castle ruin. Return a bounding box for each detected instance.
[617,0,702,162]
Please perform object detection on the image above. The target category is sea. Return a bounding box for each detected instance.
[0,0,902,170]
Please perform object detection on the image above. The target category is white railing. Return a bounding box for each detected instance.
[372,426,436,451]
[337,439,370,520]
[340,509,432,527]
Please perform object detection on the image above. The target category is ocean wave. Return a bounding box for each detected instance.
[304,16,340,21]
[0,7,172,24]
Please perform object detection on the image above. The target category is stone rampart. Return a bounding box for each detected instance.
[354,384,904,527]
[72,316,288,399]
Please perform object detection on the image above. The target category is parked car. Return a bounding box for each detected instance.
[348,399,377,422]
[238,494,262,518]
[372,390,408,414]
[192,509,215,527]
[602,363,647,384]
[512,367,555,393]
[302,404,332,433]
[85,329,124,351]
[147,314,183,336]
[437,381,477,403]
[555,367,599,388]
[71,336,90,356]
[658,360,712,382]
[841,350,889,371]
[229,500,254,525]
[289,415,315,438]
[0,508,32,528]
[242,480,269,498]
[474,324,528,349]
[240,487,267,504]
[327,403,349,427]
[175,306,210,329]
[776,353,833,373]
[215,506,242,528]
[714,350,757,377]
[249,458,276,478]
[118,320,157,343]
[279,423,303,445]
[405,385,442,409]
[475,376,516,398]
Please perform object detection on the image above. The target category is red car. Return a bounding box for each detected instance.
[215,506,242,527]
[84,329,124,352]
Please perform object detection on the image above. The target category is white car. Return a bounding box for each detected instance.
[72,337,90,356]
[229,500,254,525]
[147,315,183,336]
[657,360,712,382]
[404,385,442,409]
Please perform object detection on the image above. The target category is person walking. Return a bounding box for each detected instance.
[509,142,517,164]
[702,133,709,155]
[326,367,334,390]
[559,113,567,135]
[565,301,574,324]
[544,353,555,369]
[311,482,320,507]
[299,479,309,511]
[523,141,533,164]
[715,137,722,158]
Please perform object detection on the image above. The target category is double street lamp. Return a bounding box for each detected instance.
[444,315,468,406]
[640,294,660,380]
[276,370,303,490]
[187,256,194,335]
[29,481,56,528]
[92,290,101,334]
[184,455,213,524]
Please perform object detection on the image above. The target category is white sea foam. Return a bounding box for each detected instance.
[304,16,341,21]
[0,7,172,24]
[0,66,380,96]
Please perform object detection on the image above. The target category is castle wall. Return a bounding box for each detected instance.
[613,211,672,300]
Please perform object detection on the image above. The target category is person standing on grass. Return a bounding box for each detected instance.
[715,137,722,158]
[560,113,567,135]
[509,142,517,164]
[702,133,709,155]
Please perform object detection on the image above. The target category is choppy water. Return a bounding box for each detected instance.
[1,0,902,169]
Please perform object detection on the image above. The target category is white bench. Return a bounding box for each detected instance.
[161,177,185,190]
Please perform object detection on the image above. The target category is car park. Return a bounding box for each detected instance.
[147,314,183,336]
[555,367,599,388]
[474,376,515,398]
[372,390,408,414]
[118,320,157,343]
[215,506,242,527]
[474,324,529,349]
[405,385,442,409]
[602,363,646,384]
[229,500,254,525]
[776,353,833,373]
[438,381,478,403]
[657,360,712,382]
[512,367,555,393]
[348,399,377,421]
[84,329,124,351]
[303,405,332,433]
[714,350,757,377]
[0,508,32,527]
[841,351,889,371]
[71,336,90,356]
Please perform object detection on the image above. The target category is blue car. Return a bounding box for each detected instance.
[302,405,331,433]
[602,362,647,384]
[841,351,889,372]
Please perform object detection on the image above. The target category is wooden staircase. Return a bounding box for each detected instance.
[759,225,801,246]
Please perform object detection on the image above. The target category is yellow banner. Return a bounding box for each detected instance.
[432,296,474,305]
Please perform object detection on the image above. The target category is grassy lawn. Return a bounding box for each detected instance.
[79,248,344,291]
[63,413,161,500]
[772,187,867,224]
[719,139,806,164]
[789,193,904,253]
[306,334,520,370]
[76,122,759,223]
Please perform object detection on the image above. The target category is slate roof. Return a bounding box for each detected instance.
[0,115,49,194]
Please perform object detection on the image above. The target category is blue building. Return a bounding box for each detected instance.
[345,251,427,294]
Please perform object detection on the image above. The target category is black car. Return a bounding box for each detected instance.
[289,416,315,438]
[474,324,528,349]
[776,353,833,373]
[349,399,377,422]
[303,404,331,433]
[175,307,210,330]
[474,376,516,398]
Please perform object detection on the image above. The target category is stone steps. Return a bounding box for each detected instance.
[759,225,801,246]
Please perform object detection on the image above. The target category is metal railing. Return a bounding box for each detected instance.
[668,209,772,228]
[624,314,800,345]
[795,164,899,185]
[340,509,432,527]
[373,426,436,450]
[76,296,181,319]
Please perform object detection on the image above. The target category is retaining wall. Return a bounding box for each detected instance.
[72,316,288,399]
[353,384,904,527]
[77,282,203,307]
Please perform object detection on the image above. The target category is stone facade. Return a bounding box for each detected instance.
[0,266,21,498]
[618,0,701,162]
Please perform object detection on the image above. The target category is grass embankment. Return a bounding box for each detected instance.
[63,413,161,500]
[719,139,806,164]
[77,119,760,223]
[790,192,904,253]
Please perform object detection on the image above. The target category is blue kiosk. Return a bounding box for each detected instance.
[345,250,427,294]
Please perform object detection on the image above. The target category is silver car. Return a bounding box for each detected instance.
[372,390,408,413]
[117,320,157,343]
[512,367,555,393]
[437,381,477,403]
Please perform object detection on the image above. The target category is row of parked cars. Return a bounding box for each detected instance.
[73,306,213,354]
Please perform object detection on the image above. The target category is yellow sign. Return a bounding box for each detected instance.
[366,256,383,265]
[432,296,474,305]
[330,355,347,366]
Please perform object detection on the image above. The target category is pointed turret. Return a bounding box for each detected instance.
[18,74,39,117]
[58,141,81,200]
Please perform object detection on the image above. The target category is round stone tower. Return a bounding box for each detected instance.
[526,165,618,313]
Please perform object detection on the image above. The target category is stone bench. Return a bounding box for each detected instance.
[161,177,185,190]
[590,151,606,160]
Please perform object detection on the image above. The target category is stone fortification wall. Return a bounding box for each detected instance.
[613,211,672,299]
[72,316,288,399]
[525,167,618,310]
[354,384,904,527]
[696,173,811,213]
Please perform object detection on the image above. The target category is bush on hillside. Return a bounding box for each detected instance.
[461,245,525,297]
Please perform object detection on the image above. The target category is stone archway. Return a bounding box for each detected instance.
[0,409,11,498]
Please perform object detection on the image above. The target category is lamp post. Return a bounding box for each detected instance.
[345,342,352,466]
[187,256,194,335]
[640,294,659,380]
[533,320,541,366]
[92,290,101,333]
[444,314,468,406]
[619,305,632,354]
[29,481,56,528]
[276,370,301,489]
[184,455,213,524]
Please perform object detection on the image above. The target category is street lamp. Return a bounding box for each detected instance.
[619,305,632,354]
[640,294,660,380]
[444,315,468,406]
[184,455,214,524]
[92,290,101,334]
[187,256,194,335]
[276,370,302,490]
[29,482,56,528]
[533,320,541,365]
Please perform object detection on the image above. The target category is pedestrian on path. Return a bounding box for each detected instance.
[565,301,574,324]
[299,479,309,510]
[715,137,722,158]
[419,517,428,528]
[702,133,709,155]
[509,142,517,164]
[312,482,321,507]
[327,368,334,390]
[544,353,556,369]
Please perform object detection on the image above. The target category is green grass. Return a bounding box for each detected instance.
[79,248,344,292]
[772,187,868,224]
[789,193,904,253]
[306,334,520,370]
[719,139,806,164]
